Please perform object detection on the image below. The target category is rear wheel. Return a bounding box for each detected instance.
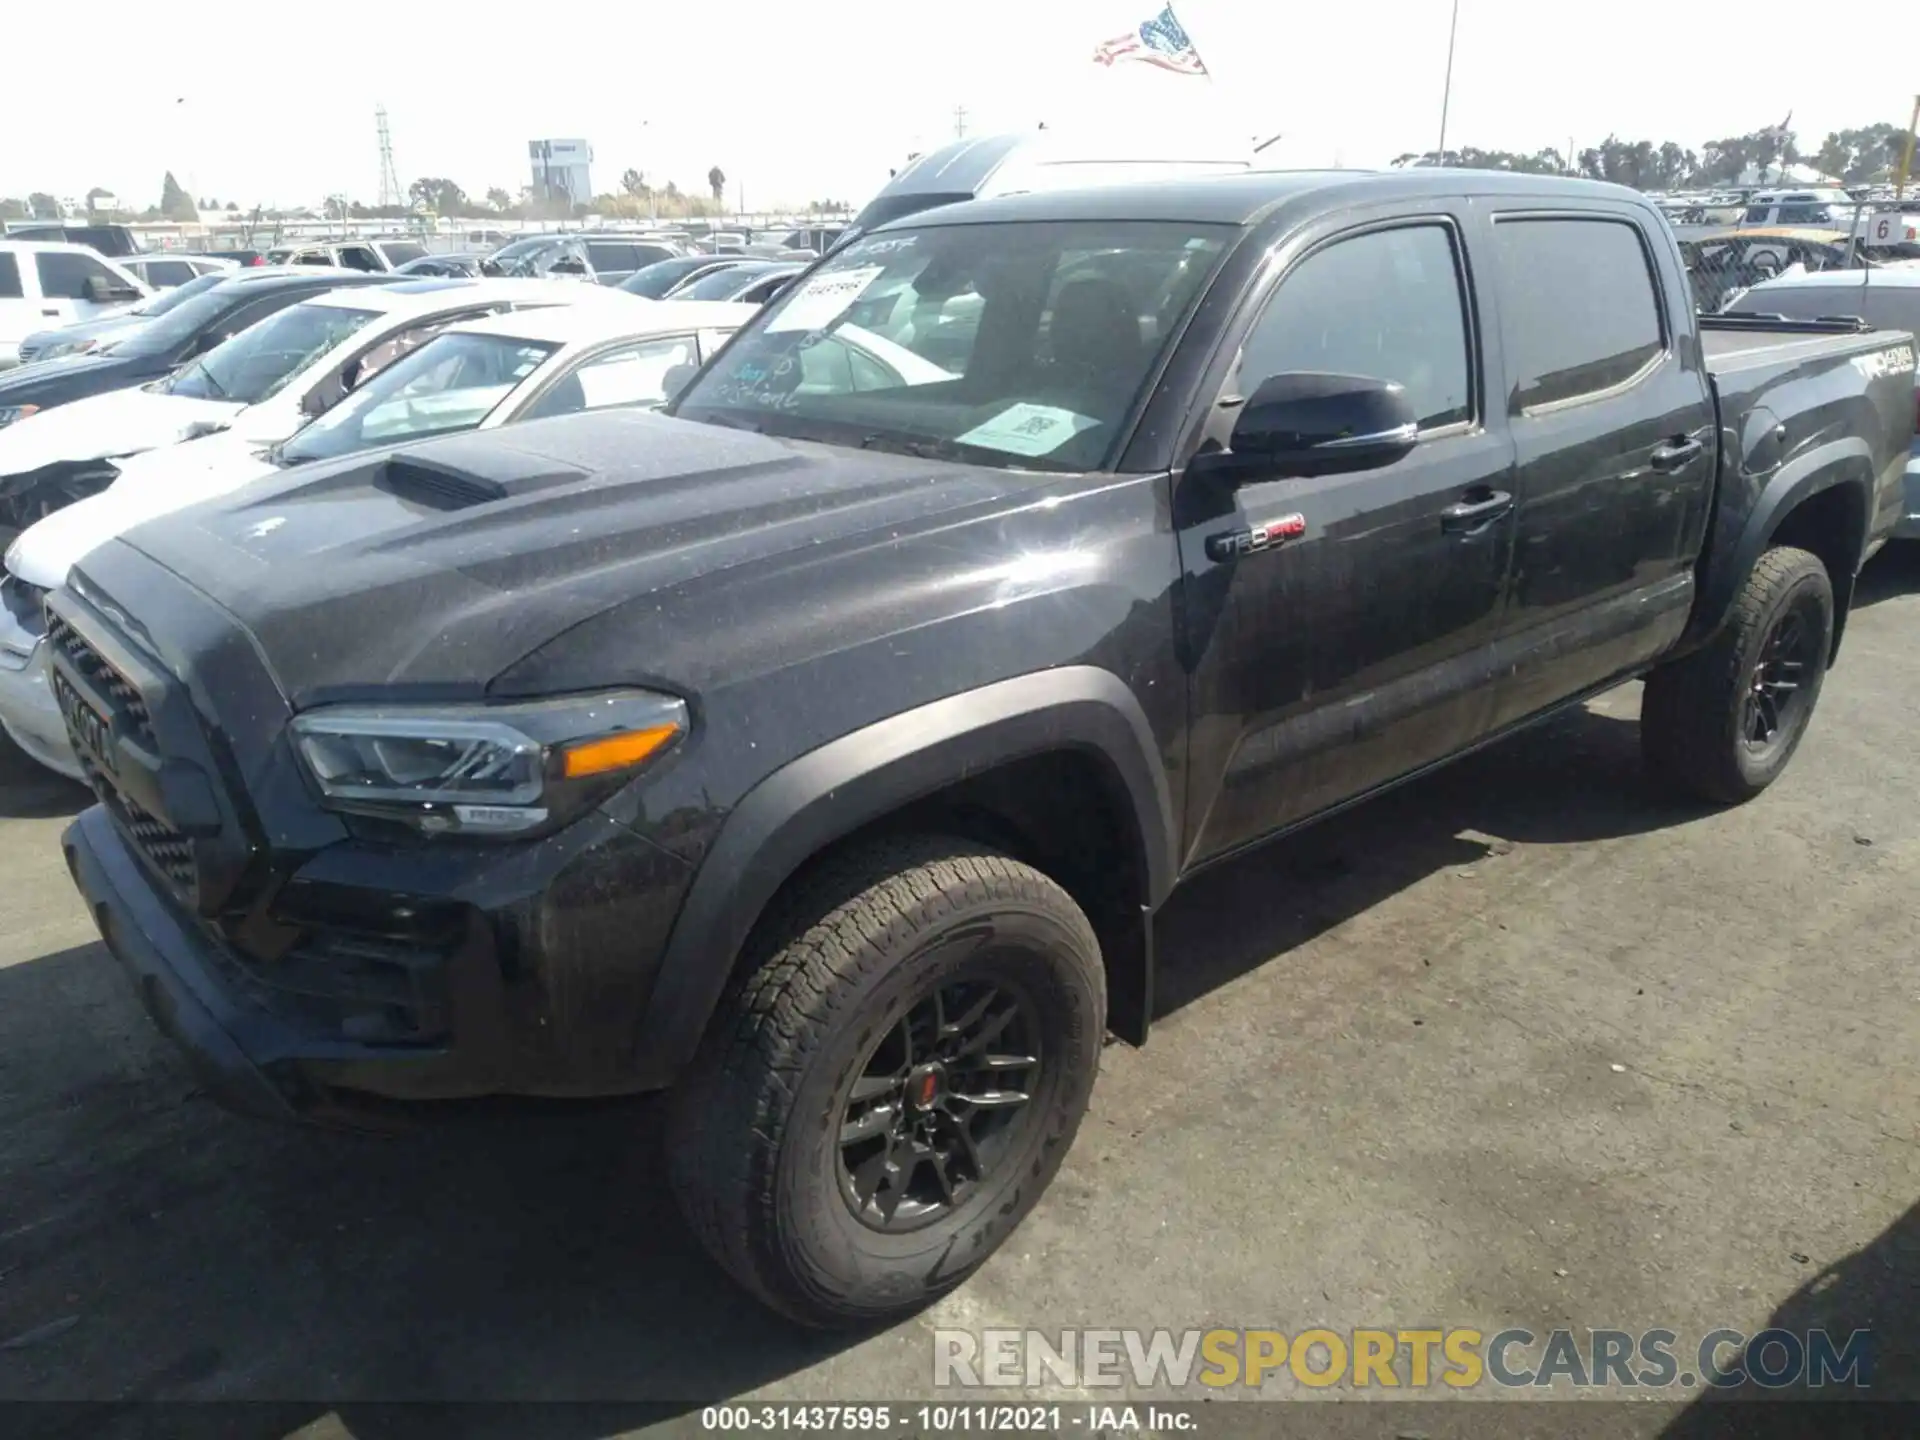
[1642,545,1833,803]
[666,835,1105,1327]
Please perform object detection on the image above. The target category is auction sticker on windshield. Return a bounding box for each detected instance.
[766,266,885,333]
[956,403,1100,458]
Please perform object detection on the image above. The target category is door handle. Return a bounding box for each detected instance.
[40,308,60,317]
[1650,437,1705,472]
[1439,489,1513,533]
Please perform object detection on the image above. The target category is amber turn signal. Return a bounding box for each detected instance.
[559,723,682,779]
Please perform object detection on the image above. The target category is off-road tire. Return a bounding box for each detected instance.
[1641,545,1833,804]
[666,835,1106,1328]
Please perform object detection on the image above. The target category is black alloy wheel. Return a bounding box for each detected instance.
[1741,605,1815,754]
[836,977,1042,1232]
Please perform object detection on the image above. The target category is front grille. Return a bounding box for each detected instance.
[75,749,200,902]
[0,573,46,641]
[48,613,153,748]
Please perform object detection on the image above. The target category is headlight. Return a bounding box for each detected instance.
[290,689,688,837]
[0,405,41,428]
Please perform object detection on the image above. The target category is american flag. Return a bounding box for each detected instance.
[1092,6,1209,77]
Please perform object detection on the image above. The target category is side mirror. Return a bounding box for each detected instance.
[660,362,698,401]
[1203,372,1419,481]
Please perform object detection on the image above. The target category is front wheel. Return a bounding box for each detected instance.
[666,835,1106,1327]
[1641,544,1833,804]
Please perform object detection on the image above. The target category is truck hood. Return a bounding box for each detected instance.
[104,408,1024,705]
[6,431,278,588]
[0,386,244,480]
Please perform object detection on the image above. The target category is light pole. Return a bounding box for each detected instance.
[1435,0,1461,164]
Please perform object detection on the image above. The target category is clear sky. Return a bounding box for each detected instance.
[4,0,1912,210]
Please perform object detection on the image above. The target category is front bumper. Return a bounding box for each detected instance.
[0,636,81,780]
[66,806,304,1122]
[50,558,705,1123]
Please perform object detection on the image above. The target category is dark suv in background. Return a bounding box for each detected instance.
[481,234,686,285]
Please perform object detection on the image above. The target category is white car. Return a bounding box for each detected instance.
[202,298,754,479]
[264,238,431,272]
[0,278,645,776]
[0,241,150,371]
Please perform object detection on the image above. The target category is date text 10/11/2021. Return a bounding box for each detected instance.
[701,1406,1190,1433]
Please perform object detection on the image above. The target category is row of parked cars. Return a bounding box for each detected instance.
[8,158,1917,1333]
[0,261,779,773]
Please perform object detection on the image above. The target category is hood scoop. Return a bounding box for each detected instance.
[374,448,587,511]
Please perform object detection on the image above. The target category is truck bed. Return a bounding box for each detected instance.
[1700,316,1908,376]
[1698,315,1916,594]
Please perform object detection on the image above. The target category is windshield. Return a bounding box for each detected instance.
[379,241,427,265]
[166,301,381,405]
[483,238,570,276]
[677,265,777,301]
[623,258,730,298]
[277,330,557,464]
[672,219,1231,472]
[113,282,255,356]
[129,270,227,318]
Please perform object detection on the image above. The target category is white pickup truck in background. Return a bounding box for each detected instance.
[0,241,149,371]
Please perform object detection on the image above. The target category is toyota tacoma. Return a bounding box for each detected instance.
[49,172,1916,1326]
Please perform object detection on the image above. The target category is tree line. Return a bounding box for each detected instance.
[10,118,1909,227]
[1394,121,1913,189]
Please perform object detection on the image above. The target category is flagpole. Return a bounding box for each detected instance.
[1435,0,1460,163]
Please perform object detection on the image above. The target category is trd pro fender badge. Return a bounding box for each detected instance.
[1206,513,1307,562]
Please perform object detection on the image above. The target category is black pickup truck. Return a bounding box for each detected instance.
[49,172,1915,1326]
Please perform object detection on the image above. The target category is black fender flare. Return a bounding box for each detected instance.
[1687,437,1874,655]
[635,666,1178,1074]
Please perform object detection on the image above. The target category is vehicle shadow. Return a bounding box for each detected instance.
[1152,688,1712,1020]
[1852,541,1920,609]
[0,732,90,819]
[0,947,866,1429]
[1658,1197,1918,1434]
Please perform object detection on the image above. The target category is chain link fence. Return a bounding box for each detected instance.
[1671,196,1920,314]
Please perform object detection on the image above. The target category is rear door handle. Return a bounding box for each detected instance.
[1440,489,1514,533]
[1650,437,1705,472]
[40,308,60,317]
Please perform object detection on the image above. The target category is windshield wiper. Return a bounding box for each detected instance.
[856,432,968,463]
[692,410,769,435]
[182,359,226,399]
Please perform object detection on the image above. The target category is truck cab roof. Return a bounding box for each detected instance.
[890,168,1649,230]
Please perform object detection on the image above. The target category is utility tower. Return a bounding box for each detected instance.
[375,105,402,210]
[953,105,968,140]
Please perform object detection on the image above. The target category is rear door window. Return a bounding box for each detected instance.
[143,259,196,287]
[1493,217,1666,410]
[586,242,639,273]
[0,254,21,299]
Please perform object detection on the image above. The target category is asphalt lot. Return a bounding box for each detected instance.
[2,550,1918,1436]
